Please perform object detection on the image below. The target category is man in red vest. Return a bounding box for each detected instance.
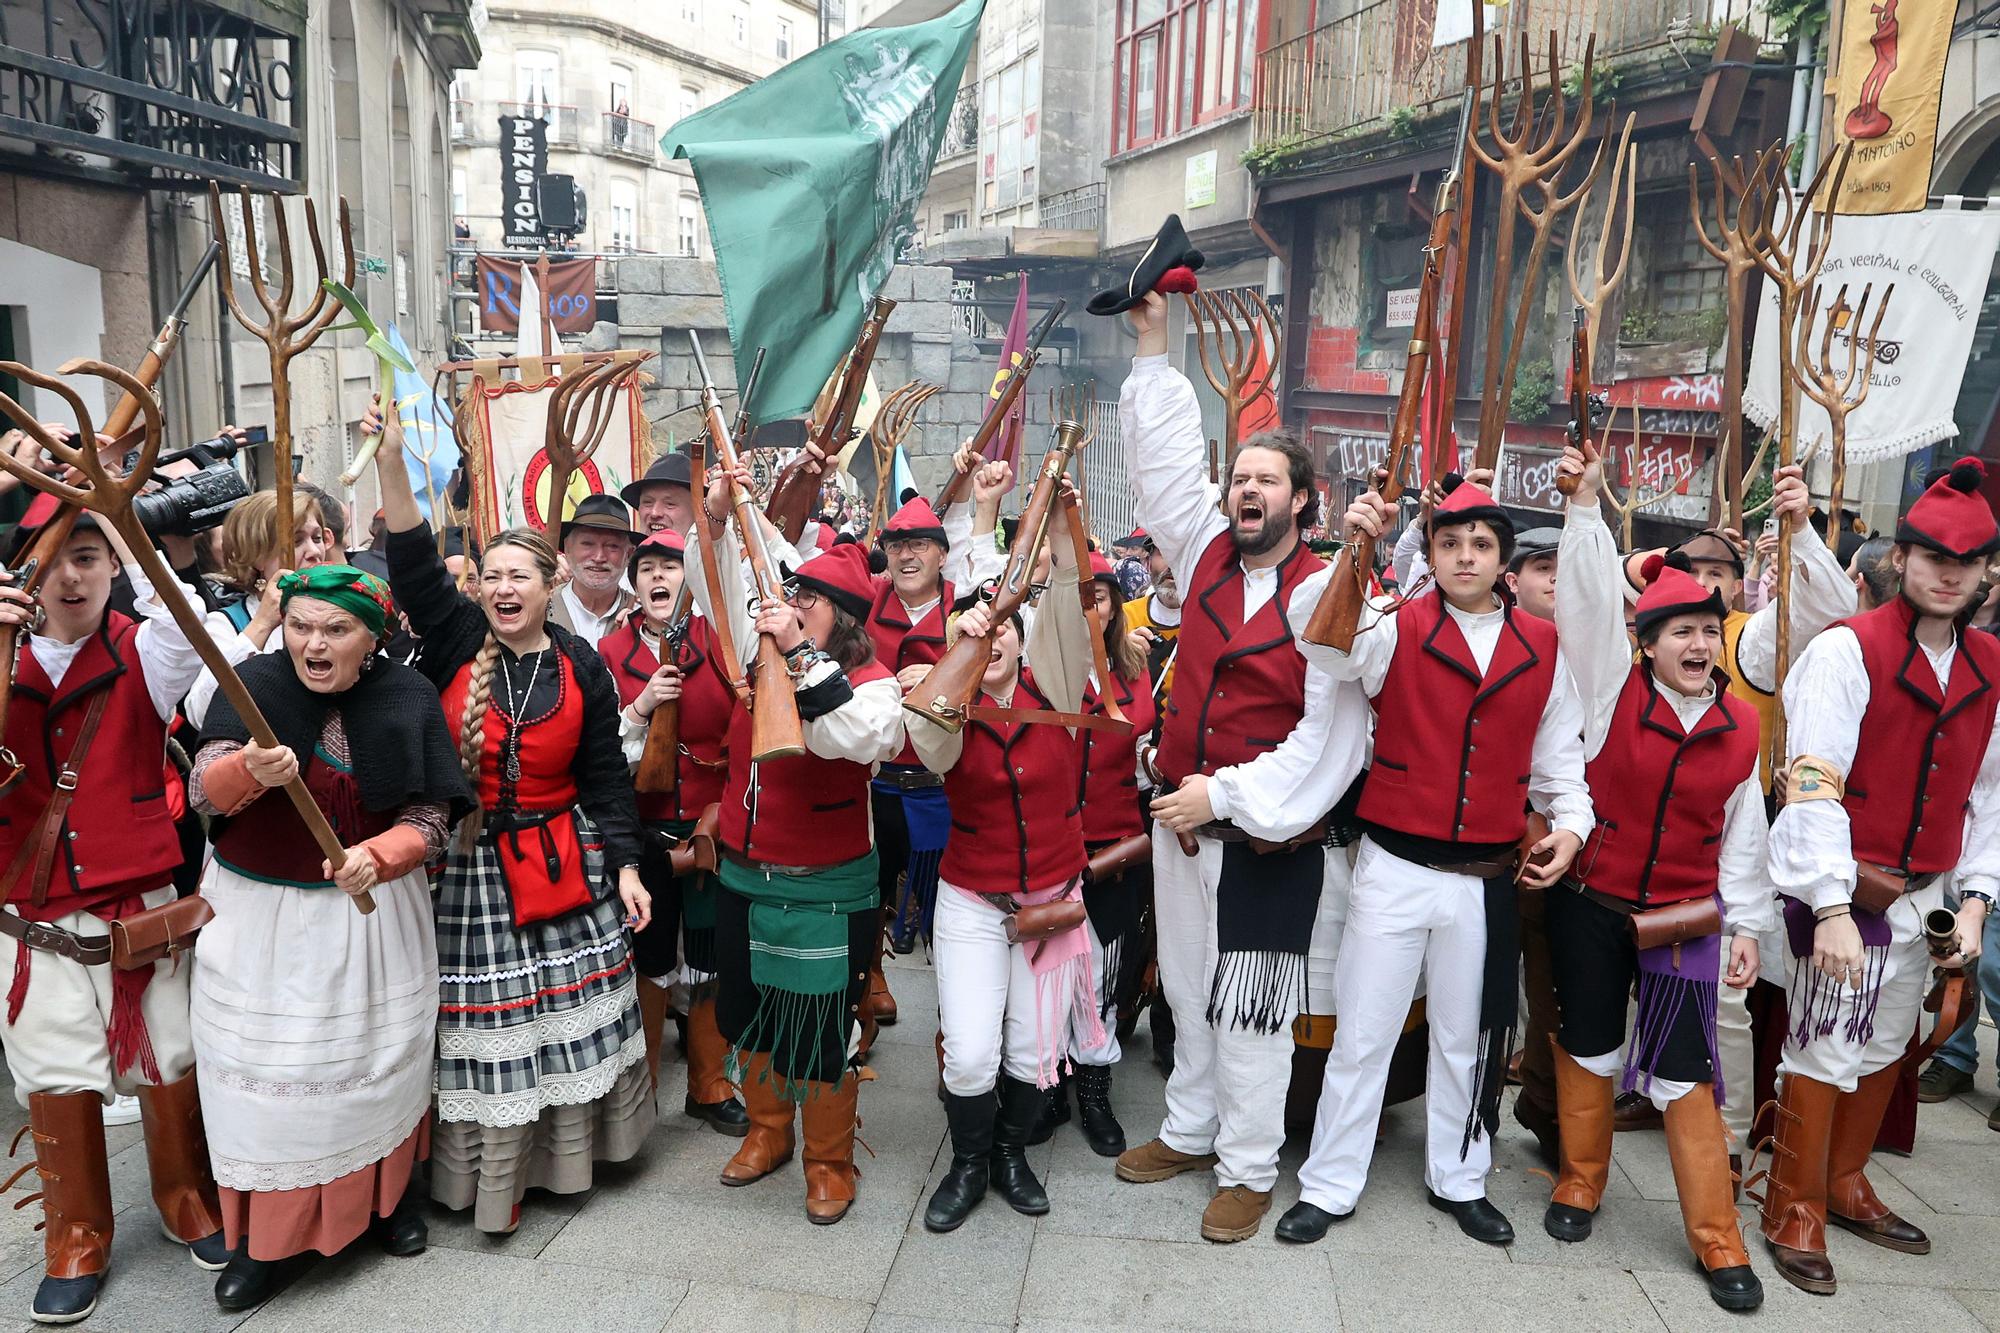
[1274,474,1591,1250]
[1760,458,2000,1296]
[0,507,228,1323]
[1111,290,1368,1245]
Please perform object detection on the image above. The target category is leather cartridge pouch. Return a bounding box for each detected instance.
[667,803,721,878]
[109,896,214,971]
[1515,810,1553,886]
[1851,862,1911,916]
[1629,896,1723,953]
[986,883,1086,946]
[1085,834,1152,883]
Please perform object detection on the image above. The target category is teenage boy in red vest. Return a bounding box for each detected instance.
[1546,444,1768,1311]
[1759,458,2000,1296]
[606,528,748,1135]
[0,506,229,1323]
[1274,474,1591,1249]
[1111,290,1369,1245]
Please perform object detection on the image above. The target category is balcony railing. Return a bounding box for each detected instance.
[450,100,475,141]
[937,84,978,162]
[1039,182,1105,235]
[499,102,582,147]
[1252,0,1757,152]
[602,113,657,161]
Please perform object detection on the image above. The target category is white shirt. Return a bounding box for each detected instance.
[1769,623,2000,911]
[1120,354,1370,842]
[31,563,212,724]
[557,584,626,650]
[1726,521,1855,693]
[1555,500,1772,935]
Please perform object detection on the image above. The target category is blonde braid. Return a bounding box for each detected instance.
[455,633,502,852]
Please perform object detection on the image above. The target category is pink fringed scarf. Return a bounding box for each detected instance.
[954,877,1106,1090]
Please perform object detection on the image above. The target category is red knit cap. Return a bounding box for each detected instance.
[1898,458,2000,560]
[1088,551,1117,583]
[626,527,684,584]
[786,543,876,619]
[881,495,947,547]
[1426,472,1510,541]
[1633,550,1726,637]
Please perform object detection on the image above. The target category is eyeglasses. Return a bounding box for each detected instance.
[783,584,822,611]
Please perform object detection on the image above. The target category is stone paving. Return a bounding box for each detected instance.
[1,955,1997,1332]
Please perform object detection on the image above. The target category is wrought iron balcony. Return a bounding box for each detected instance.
[601,112,656,161]
[937,84,978,162]
[1039,182,1105,236]
[499,101,581,147]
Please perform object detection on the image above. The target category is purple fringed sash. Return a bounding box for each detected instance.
[1622,901,1724,1105]
[1781,894,1892,1050]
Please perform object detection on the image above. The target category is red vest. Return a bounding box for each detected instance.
[1842,598,2000,874]
[1357,588,1559,845]
[0,615,180,917]
[600,613,731,822]
[440,651,583,812]
[940,672,1087,894]
[1155,533,1324,784]
[867,577,952,768]
[1575,665,1760,905]
[720,660,892,868]
[1079,665,1155,842]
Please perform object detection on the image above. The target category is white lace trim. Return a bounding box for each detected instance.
[210,1108,427,1193]
[203,1045,431,1100]
[435,983,636,1061]
[438,935,626,987]
[432,1031,647,1128]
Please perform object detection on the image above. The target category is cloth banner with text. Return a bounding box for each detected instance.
[1829,0,1956,215]
[475,256,599,335]
[1745,207,2000,463]
[466,364,648,535]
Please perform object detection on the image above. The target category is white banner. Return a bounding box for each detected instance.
[470,375,647,536]
[1745,207,2000,464]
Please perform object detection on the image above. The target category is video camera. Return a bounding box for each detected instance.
[128,429,261,538]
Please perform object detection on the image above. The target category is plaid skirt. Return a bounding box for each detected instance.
[433,808,647,1128]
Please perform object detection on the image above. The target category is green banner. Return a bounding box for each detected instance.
[661,0,985,424]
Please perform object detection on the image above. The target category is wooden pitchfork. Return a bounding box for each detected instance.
[1602,406,1692,551]
[1469,31,1606,469]
[208,186,356,566]
[1184,288,1279,482]
[1795,280,1893,540]
[1564,112,1637,356]
[539,357,652,531]
[866,380,941,533]
[0,359,375,914]
[1745,138,1855,763]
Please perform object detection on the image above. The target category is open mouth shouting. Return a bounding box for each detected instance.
[490,597,526,630]
[647,584,675,609]
[301,654,336,684]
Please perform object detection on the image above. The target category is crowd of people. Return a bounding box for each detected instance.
[0,264,1995,1325]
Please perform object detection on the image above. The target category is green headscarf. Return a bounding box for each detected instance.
[276,564,395,640]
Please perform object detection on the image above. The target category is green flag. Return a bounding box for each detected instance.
[661,0,985,424]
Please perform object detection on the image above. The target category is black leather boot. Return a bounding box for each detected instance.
[1028,1069,1071,1145]
[370,1180,429,1257]
[991,1076,1051,1216]
[213,1249,296,1311]
[924,1091,995,1233]
[1073,1063,1127,1157]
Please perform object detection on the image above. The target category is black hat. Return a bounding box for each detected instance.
[1087,214,1205,316]
[1507,527,1561,573]
[1674,528,1746,577]
[558,493,639,546]
[620,450,693,507]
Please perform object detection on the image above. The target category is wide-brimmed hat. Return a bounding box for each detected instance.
[558,492,639,546]
[620,450,693,508]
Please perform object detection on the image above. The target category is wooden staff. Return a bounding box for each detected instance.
[0,359,373,914]
[208,187,356,566]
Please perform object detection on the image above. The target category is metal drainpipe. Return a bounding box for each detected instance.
[1798,34,1828,185]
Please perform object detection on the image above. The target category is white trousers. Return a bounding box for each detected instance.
[934,884,1073,1095]
[1071,916,1120,1067]
[0,887,196,1107]
[1151,826,1296,1192]
[1305,846,1354,1015]
[1297,838,1491,1213]
[1778,881,1940,1091]
[1715,940,1755,1149]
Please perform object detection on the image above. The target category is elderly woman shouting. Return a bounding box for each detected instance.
[188,566,471,1312]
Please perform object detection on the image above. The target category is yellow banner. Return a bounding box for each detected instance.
[1830,0,1955,215]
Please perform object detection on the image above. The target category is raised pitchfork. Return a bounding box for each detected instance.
[0,358,375,914]
[866,380,941,533]
[1184,288,1279,482]
[1794,281,1893,546]
[208,186,356,566]
[538,356,653,531]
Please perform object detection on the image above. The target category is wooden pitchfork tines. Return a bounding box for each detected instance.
[1184,288,1279,480]
[1565,112,1637,356]
[0,357,375,915]
[208,185,355,563]
[1795,279,1893,532]
[1689,138,1782,529]
[1469,30,1607,468]
[867,380,941,531]
[540,356,652,531]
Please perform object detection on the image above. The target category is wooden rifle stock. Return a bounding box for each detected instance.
[1556,307,1597,497]
[689,333,803,763]
[769,299,893,541]
[632,584,693,795]
[934,300,1067,518]
[906,419,1086,732]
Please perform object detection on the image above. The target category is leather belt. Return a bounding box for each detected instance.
[0,910,112,966]
[1195,820,1329,854]
[877,768,944,792]
[722,848,822,878]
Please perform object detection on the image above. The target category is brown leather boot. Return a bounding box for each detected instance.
[1759,1072,1841,1294]
[866,913,897,1028]
[1545,1041,1614,1242]
[135,1072,226,1247]
[636,979,670,1095]
[1663,1088,1763,1310]
[683,995,749,1136]
[719,1052,796,1187]
[5,1090,115,1322]
[800,1071,860,1225]
[1829,1064,1930,1254]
